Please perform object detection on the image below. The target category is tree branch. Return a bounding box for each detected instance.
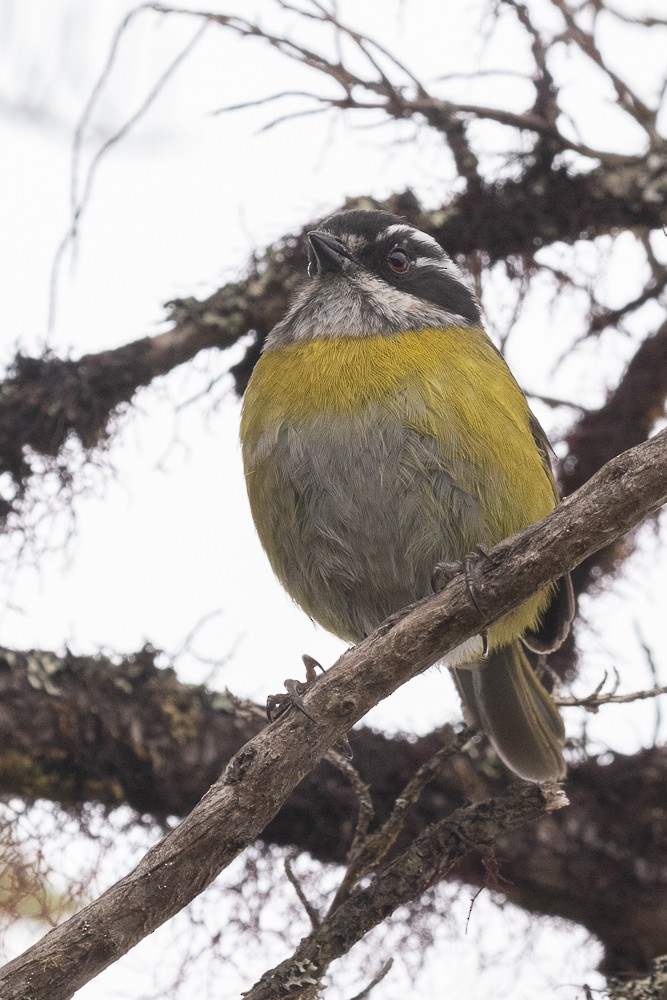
[562,318,667,590]
[0,644,264,818]
[0,428,666,998]
[245,784,567,999]
[3,154,666,530]
[3,642,667,973]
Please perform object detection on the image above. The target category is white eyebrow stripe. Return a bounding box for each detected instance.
[380,223,412,239]
[381,225,447,258]
[410,232,444,254]
[414,256,464,278]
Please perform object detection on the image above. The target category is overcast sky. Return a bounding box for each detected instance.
[1,1,666,997]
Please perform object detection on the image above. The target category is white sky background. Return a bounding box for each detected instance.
[0,0,666,997]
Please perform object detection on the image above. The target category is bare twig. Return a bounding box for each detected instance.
[558,674,667,711]
[210,89,334,116]
[603,3,667,28]
[550,0,659,137]
[526,391,586,412]
[279,0,430,99]
[346,958,394,1000]
[243,783,569,1000]
[325,753,375,913]
[352,727,474,874]
[636,625,664,745]
[51,12,208,328]
[588,273,667,335]
[503,0,560,130]
[284,858,321,930]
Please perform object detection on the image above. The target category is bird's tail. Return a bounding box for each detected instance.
[453,641,566,782]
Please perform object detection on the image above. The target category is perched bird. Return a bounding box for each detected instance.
[240,209,574,782]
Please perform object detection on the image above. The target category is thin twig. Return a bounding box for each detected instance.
[550,0,658,136]
[504,0,560,129]
[354,727,474,873]
[346,958,394,999]
[636,624,664,745]
[284,857,321,930]
[210,90,329,116]
[525,392,586,412]
[325,752,375,913]
[50,12,208,329]
[559,681,667,710]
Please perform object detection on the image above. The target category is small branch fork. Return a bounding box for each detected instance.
[244,778,566,999]
[328,727,474,916]
[262,727,474,995]
[0,429,666,1000]
[257,654,667,995]
[147,0,664,177]
[558,672,667,712]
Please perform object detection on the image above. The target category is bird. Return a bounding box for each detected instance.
[240,209,574,782]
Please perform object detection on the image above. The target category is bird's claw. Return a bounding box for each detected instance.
[265,655,354,758]
[266,654,325,723]
[432,551,487,615]
[432,549,492,658]
[283,678,317,722]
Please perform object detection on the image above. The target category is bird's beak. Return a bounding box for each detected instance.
[307,231,355,275]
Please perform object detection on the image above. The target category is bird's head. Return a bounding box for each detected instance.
[267,209,481,347]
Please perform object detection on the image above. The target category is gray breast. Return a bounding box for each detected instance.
[250,407,483,643]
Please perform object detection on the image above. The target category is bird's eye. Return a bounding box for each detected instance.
[387,247,410,274]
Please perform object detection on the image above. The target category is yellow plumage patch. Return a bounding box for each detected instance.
[242,328,555,520]
[241,327,557,647]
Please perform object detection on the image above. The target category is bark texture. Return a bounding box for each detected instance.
[1,429,666,996]
[2,178,666,535]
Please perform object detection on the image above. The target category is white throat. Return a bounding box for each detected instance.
[266,271,473,348]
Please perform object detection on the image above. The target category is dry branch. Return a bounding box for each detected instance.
[2,164,665,533]
[245,784,567,999]
[563,318,667,589]
[0,428,666,998]
[3,644,667,972]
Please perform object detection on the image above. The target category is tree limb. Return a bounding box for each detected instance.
[245,783,567,1000]
[3,156,666,530]
[0,427,666,998]
[563,318,667,590]
[3,643,667,973]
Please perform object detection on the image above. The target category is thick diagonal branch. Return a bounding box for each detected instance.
[3,646,666,975]
[0,428,666,999]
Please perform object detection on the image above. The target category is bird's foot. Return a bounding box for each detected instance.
[266,654,323,723]
[266,654,353,758]
[431,547,493,657]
